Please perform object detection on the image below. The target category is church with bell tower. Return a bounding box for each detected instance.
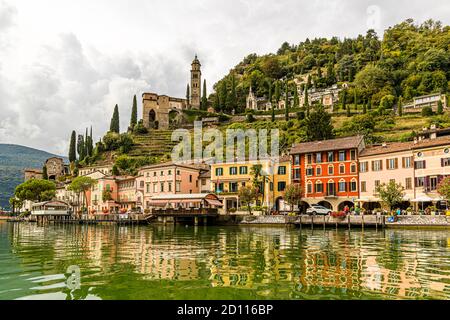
[190,55,202,109]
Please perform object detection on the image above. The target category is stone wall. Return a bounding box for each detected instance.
[386,215,450,226]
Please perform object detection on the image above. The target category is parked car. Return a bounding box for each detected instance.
[306,205,332,216]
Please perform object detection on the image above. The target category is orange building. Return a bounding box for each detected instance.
[290,136,365,212]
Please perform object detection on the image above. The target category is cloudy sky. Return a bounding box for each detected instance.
[0,0,449,155]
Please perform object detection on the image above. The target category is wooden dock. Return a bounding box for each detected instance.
[14,213,154,225]
[294,214,385,229]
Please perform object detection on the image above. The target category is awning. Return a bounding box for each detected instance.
[411,195,434,202]
[206,199,223,207]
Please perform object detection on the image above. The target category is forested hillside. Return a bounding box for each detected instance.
[209,19,449,113]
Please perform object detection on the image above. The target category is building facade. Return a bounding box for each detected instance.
[290,136,365,211]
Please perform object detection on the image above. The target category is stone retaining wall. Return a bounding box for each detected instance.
[386,215,450,226]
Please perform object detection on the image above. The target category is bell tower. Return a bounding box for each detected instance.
[190,55,201,109]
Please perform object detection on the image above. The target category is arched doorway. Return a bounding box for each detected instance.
[338,201,354,211]
[48,175,56,181]
[275,197,284,212]
[149,109,158,129]
[318,201,332,210]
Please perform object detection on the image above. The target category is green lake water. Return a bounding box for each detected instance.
[0,221,449,300]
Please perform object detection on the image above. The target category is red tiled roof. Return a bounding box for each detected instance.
[290,136,364,154]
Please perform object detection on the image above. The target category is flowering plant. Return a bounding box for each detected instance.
[102,208,109,214]
[331,211,347,218]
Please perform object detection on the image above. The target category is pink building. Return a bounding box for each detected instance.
[136,162,209,211]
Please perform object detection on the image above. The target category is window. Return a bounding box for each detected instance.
[294,155,300,165]
[307,154,312,164]
[177,170,180,175]
[153,172,157,177]
[229,182,238,193]
[328,151,334,162]
[307,182,312,194]
[216,183,224,193]
[350,180,357,192]
[339,164,345,174]
[328,165,334,175]
[442,158,450,167]
[278,182,286,192]
[160,171,164,176]
[294,168,300,180]
[372,160,382,171]
[306,167,313,176]
[339,151,346,161]
[216,168,223,176]
[339,181,346,192]
[350,163,357,173]
[414,160,426,169]
[350,150,356,160]
[239,166,248,174]
[360,161,368,173]
[405,177,412,190]
[361,181,367,192]
[416,177,425,187]
[278,166,286,175]
[316,153,322,163]
[176,182,181,192]
[146,183,150,193]
[160,182,164,192]
[189,175,193,182]
[430,176,438,190]
[153,183,157,193]
[202,179,206,186]
[316,167,322,176]
[375,180,380,188]
[402,157,412,168]
[168,170,172,175]
[387,158,398,170]
[230,167,237,175]
[140,181,144,188]
[315,182,323,193]
[269,182,273,191]
[168,182,172,192]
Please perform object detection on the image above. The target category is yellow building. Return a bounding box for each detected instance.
[210,156,291,213]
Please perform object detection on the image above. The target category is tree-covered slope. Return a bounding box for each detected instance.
[0,144,66,210]
[209,19,449,113]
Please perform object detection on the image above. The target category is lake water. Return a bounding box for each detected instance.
[0,221,449,300]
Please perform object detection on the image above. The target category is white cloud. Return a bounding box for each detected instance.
[0,0,449,155]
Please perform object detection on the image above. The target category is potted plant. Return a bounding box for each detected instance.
[331,211,346,219]
[102,208,109,214]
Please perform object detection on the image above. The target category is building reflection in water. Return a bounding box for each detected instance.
[5,222,450,300]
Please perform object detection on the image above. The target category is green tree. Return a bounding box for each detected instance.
[375,180,405,211]
[285,81,289,121]
[14,179,56,203]
[305,105,334,141]
[68,176,96,212]
[293,87,299,109]
[201,79,208,110]
[130,95,138,128]
[238,186,258,216]
[274,81,281,105]
[437,176,450,201]
[9,198,24,215]
[186,84,190,105]
[69,130,77,163]
[77,134,85,160]
[422,106,434,117]
[119,133,134,154]
[362,99,367,114]
[353,89,358,111]
[42,166,48,180]
[271,104,275,122]
[283,184,303,212]
[112,165,120,176]
[110,104,120,133]
[398,96,403,116]
[437,100,444,115]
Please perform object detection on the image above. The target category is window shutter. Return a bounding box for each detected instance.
[441,158,444,167]
[395,158,398,169]
[380,160,383,170]
[371,161,374,171]
[386,159,389,169]
[423,161,426,169]
[402,157,405,168]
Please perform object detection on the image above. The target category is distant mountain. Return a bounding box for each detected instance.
[0,144,67,210]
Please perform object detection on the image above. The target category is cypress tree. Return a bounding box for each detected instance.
[214,93,220,113]
[285,81,289,121]
[437,100,443,115]
[362,99,367,114]
[220,82,228,112]
[69,130,77,163]
[274,81,281,105]
[130,95,138,128]
[42,166,48,180]
[398,97,404,116]
[271,104,275,122]
[201,80,208,110]
[110,104,120,133]
[186,84,190,105]
[77,134,85,160]
[230,75,237,112]
[84,128,88,158]
[293,87,299,109]
[88,126,93,156]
